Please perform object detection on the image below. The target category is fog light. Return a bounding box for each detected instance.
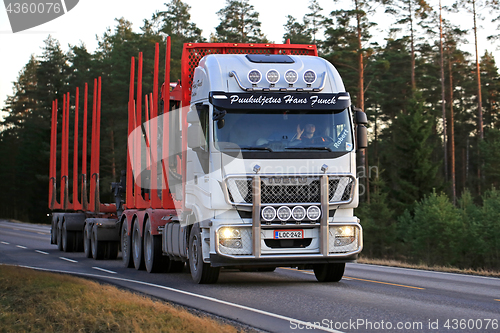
[248,69,262,84]
[266,69,280,84]
[292,206,306,220]
[307,206,321,220]
[277,206,292,221]
[284,69,298,84]
[262,206,276,221]
[303,70,316,84]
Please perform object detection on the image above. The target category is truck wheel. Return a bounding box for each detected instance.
[51,218,57,244]
[57,222,63,251]
[189,224,219,284]
[121,221,134,268]
[91,227,105,260]
[83,224,92,258]
[313,263,345,282]
[132,219,145,270]
[62,222,75,252]
[144,219,166,273]
[106,242,119,260]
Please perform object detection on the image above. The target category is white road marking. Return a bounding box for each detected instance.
[35,250,49,255]
[92,267,117,274]
[1,241,9,245]
[59,257,78,263]
[18,265,344,333]
[16,245,27,249]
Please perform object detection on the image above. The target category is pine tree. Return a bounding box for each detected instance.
[304,0,325,44]
[283,15,312,44]
[214,0,267,43]
[384,92,443,211]
[384,0,432,91]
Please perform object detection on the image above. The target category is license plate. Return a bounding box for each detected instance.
[274,229,303,239]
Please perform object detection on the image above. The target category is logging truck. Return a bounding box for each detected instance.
[49,40,367,283]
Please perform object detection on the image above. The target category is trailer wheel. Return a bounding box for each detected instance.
[132,219,145,270]
[83,224,92,258]
[313,263,345,282]
[121,221,134,268]
[51,217,57,244]
[144,219,166,273]
[189,224,219,284]
[57,221,63,251]
[61,222,75,252]
[91,227,105,260]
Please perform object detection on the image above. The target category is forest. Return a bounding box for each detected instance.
[1,0,499,271]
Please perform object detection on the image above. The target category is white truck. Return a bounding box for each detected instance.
[49,41,367,284]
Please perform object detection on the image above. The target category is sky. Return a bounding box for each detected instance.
[0,0,499,119]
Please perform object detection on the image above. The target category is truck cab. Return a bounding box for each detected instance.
[183,53,364,283]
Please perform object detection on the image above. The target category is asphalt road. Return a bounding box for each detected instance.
[1,220,499,333]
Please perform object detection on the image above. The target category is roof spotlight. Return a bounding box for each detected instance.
[266,69,280,84]
[303,70,317,85]
[284,69,298,84]
[248,69,262,84]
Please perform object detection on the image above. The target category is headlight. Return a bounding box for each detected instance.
[277,206,292,221]
[248,69,262,84]
[220,227,240,239]
[266,69,280,84]
[307,206,321,220]
[331,226,357,247]
[261,206,276,221]
[219,227,243,249]
[292,206,306,220]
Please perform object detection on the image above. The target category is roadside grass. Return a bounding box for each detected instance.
[0,265,241,333]
[357,257,500,278]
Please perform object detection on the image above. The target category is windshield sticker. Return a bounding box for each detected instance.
[334,129,349,149]
[346,142,353,151]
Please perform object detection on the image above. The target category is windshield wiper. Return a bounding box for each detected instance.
[240,147,273,152]
[285,146,333,152]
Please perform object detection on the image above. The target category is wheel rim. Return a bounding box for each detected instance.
[84,229,88,253]
[192,234,199,272]
[122,225,128,257]
[145,232,152,262]
[133,226,140,260]
[91,230,96,257]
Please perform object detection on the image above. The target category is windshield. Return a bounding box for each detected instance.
[214,108,353,153]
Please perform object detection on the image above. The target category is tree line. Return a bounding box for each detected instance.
[1,0,499,270]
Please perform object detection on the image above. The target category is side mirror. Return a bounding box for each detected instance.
[354,108,368,125]
[357,125,368,150]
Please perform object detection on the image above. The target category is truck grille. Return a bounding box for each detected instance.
[226,176,354,205]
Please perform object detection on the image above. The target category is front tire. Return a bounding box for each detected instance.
[313,263,345,282]
[189,224,219,284]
